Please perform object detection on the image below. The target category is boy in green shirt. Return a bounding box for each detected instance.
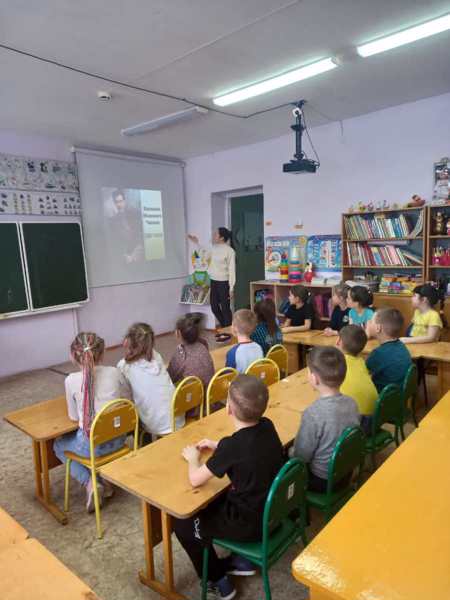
[366,308,412,392]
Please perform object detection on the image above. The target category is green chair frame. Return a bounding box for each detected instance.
[201,458,308,600]
[307,426,365,522]
[365,383,403,471]
[401,363,419,435]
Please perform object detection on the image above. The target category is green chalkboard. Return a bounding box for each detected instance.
[0,223,29,314]
[21,222,88,310]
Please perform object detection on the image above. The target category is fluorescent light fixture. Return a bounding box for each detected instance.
[357,13,450,57]
[213,58,337,107]
[121,106,208,136]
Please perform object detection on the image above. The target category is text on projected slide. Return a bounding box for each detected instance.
[102,187,165,264]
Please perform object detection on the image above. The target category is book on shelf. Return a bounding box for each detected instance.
[344,211,423,240]
[378,273,422,295]
[345,242,422,267]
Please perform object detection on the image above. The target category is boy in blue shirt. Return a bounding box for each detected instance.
[366,308,412,392]
[226,309,263,372]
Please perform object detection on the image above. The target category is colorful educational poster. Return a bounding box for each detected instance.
[306,235,342,273]
[265,236,307,278]
[0,154,79,192]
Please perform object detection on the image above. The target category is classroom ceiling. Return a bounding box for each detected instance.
[1,0,450,159]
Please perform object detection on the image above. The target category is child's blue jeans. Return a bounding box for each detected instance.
[54,428,125,486]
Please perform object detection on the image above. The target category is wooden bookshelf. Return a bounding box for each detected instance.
[426,205,450,283]
[342,207,426,284]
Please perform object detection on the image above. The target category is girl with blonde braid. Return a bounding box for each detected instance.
[117,323,184,436]
[54,332,130,512]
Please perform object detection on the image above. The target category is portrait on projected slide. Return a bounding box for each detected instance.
[102,187,165,265]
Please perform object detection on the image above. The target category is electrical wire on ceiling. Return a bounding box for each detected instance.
[0,42,337,124]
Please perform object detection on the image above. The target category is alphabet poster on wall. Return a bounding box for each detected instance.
[0,153,80,216]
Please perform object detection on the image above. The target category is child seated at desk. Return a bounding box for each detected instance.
[251,298,283,355]
[168,314,214,388]
[324,283,350,336]
[174,375,284,600]
[117,322,184,436]
[293,346,360,492]
[281,284,314,333]
[54,332,130,512]
[337,325,378,432]
[347,285,374,329]
[226,309,263,373]
[366,308,412,392]
[400,284,443,344]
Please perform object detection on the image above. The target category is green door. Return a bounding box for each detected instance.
[230,194,265,309]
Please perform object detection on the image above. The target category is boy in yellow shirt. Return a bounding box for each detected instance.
[337,325,378,430]
[401,284,442,344]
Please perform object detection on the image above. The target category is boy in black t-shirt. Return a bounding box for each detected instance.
[281,284,314,333]
[174,375,284,600]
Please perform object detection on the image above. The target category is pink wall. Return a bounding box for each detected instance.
[185,92,450,238]
[184,92,450,326]
[0,130,184,378]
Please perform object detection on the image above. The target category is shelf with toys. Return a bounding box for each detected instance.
[427,205,450,282]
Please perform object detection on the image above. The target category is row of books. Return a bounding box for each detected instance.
[345,242,423,267]
[344,211,423,240]
[378,274,422,295]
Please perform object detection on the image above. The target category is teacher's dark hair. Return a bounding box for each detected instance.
[218,227,233,248]
[112,189,126,203]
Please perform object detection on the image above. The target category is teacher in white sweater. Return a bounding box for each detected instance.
[188,227,236,330]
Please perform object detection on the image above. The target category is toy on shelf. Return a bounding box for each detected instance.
[303,261,314,283]
[446,219,450,236]
[279,251,289,282]
[406,194,426,208]
[434,211,445,235]
[357,201,366,212]
[432,247,450,266]
[288,244,302,283]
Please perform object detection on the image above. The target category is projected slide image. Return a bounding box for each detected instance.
[102,187,165,264]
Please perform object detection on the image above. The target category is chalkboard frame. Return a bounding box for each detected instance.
[0,221,31,317]
[20,221,90,314]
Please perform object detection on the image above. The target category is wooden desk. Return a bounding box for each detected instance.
[284,331,450,397]
[0,507,28,552]
[292,428,450,600]
[419,390,450,435]
[0,538,100,600]
[100,374,314,600]
[3,396,77,524]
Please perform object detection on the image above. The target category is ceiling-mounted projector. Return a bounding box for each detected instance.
[283,100,319,174]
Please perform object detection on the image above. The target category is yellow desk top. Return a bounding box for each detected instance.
[283,330,450,361]
[419,390,450,435]
[0,507,28,552]
[101,374,315,518]
[292,428,450,600]
[3,396,78,442]
[0,538,100,600]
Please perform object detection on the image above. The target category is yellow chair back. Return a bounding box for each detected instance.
[206,367,238,415]
[266,344,289,378]
[89,398,139,464]
[245,358,280,386]
[64,398,139,539]
[171,376,204,431]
